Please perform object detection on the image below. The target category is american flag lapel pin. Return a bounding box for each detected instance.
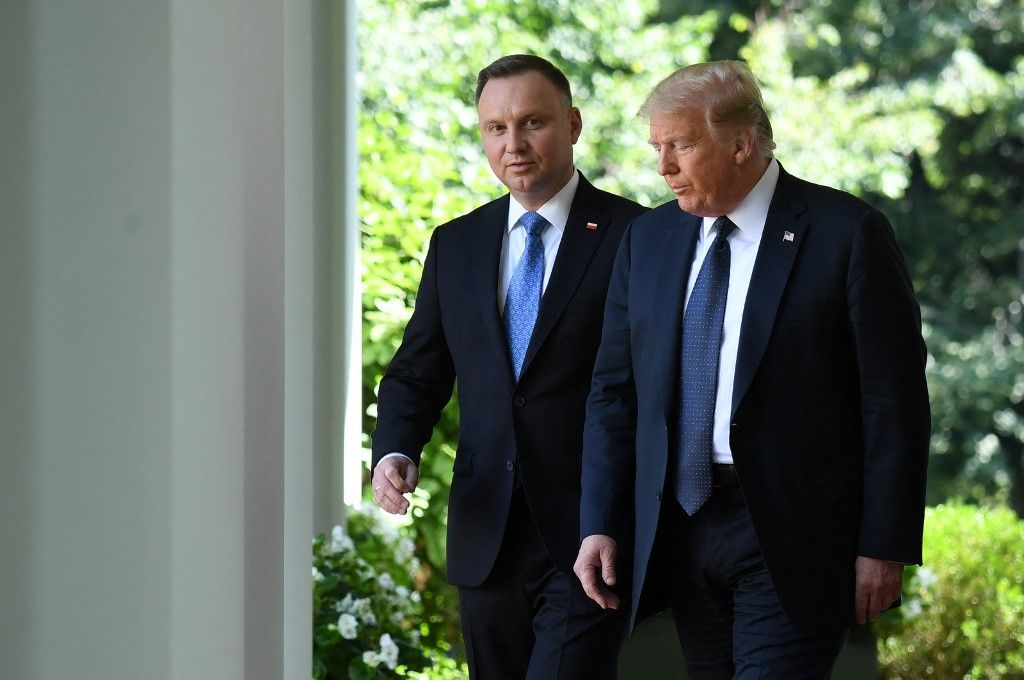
[783,230,795,242]
[586,222,599,231]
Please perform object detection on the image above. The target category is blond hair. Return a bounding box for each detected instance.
[639,61,776,158]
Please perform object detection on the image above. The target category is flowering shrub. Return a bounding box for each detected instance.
[875,502,1024,679]
[313,504,430,679]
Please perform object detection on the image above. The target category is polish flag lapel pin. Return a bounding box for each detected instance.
[783,230,795,242]
[586,222,599,231]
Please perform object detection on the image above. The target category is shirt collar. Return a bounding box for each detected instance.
[507,169,579,234]
[701,158,780,242]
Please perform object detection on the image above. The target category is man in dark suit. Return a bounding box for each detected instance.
[371,54,646,679]
[574,61,930,678]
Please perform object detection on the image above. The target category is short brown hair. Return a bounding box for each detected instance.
[475,54,572,107]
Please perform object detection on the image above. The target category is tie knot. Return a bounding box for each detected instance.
[520,211,548,238]
[712,216,736,244]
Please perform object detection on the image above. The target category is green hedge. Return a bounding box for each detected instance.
[875,502,1024,679]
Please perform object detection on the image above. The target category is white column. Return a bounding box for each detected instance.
[0,1,342,678]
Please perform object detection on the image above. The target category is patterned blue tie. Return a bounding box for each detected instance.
[675,216,736,515]
[504,212,548,382]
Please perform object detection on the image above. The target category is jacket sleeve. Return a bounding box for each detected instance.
[848,210,931,564]
[370,230,456,470]
[580,221,638,543]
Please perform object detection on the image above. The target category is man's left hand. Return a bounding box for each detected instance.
[854,556,903,624]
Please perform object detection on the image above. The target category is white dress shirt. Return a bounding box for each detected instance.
[380,169,581,467]
[497,169,579,314]
[683,159,779,464]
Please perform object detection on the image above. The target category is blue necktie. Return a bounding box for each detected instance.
[504,212,548,382]
[675,216,736,515]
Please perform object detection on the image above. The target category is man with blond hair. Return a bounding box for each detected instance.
[574,60,929,677]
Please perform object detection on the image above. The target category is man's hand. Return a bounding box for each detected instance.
[854,556,903,624]
[372,457,419,515]
[574,534,622,610]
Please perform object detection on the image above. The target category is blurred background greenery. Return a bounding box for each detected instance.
[353,0,1024,676]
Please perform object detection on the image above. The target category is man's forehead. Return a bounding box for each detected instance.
[649,111,704,138]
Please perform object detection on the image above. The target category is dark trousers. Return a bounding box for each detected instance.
[458,489,627,680]
[643,487,848,680]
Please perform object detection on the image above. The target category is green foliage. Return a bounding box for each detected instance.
[313,506,465,679]
[875,502,1024,678]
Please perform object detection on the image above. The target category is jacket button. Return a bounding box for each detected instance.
[513,395,525,407]
[656,490,662,502]
[505,460,514,471]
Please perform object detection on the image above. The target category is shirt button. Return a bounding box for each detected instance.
[656,490,662,502]
[513,395,525,407]
[505,460,514,471]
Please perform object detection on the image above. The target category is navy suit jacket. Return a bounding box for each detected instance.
[372,174,646,587]
[581,166,930,631]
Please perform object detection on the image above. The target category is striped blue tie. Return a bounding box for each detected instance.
[675,216,736,515]
[504,212,548,382]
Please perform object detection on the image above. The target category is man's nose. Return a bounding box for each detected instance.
[657,149,676,177]
[506,127,528,154]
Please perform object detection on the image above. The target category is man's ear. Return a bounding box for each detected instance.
[569,107,583,144]
[733,127,756,164]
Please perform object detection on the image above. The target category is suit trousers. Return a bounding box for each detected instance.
[642,487,848,679]
[458,488,627,680]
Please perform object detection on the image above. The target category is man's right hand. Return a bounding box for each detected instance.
[372,456,419,515]
[574,534,621,610]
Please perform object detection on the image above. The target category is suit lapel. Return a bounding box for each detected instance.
[731,169,807,416]
[470,196,515,381]
[519,176,610,377]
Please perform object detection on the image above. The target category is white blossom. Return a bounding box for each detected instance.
[353,597,377,626]
[328,525,354,554]
[379,633,399,670]
[337,613,358,640]
[377,573,396,590]
[915,567,938,589]
[410,591,421,604]
[903,598,923,620]
[312,567,325,582]
[395,538,416,563]
[338,594,353,612]
[362,651,381,668]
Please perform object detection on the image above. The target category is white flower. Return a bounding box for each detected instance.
[395,585,410,600]
[379,633,399,670]
[312,567,325,582]
[377,573,396,590]
[327,525,354,554]
[362,651,381,668]
[903,598,923,620]
[410,591,421,604]
[338,594,353,612]
[337,613,358,640]
[353,597,377,626]
[395,538,416,563]
[915,567,938,589]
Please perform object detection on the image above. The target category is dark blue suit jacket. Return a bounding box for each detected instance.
[581,166,930,631]
[372,174,646,587]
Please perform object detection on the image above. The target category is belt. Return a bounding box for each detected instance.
[712,463,740,488]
